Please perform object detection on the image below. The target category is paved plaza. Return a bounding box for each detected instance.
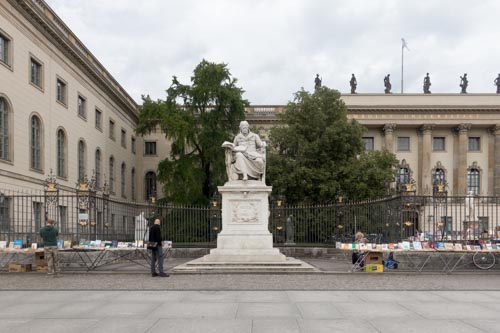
[1,261,499,333]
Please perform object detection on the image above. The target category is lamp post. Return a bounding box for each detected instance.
[76,173,96,242]
[336,192,346,241]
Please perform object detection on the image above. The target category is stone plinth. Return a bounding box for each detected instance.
[202,181,285,262]
[173,181,316,272]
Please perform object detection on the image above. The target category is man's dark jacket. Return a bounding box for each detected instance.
[40,225,58,246]
[149,224,162,248]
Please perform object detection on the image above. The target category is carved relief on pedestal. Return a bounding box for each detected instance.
[231,201,259,224]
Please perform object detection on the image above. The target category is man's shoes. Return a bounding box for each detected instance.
[158,273,169,277]
[151,272,159,277]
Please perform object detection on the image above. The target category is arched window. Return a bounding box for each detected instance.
[131,168,136,201]
[56,129,66,178]
[121,162,126,198]
[145,171,156,201]
[432,168,445,192]
[78,140,86,182]
[396,159,413,192]
[95,149,101,188]
[0,98,10,161]
[109,156,115,192]
[467,168,480,195]
[30,115,42,170]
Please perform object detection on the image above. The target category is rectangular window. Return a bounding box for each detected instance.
[30,57,42,88]
[56,79,67,105]
[33,201,42,231]
[397,137,410,151]
[433,137,445,151]
[362,137,374,151]
[0,33,10,66]
[77,95,86,119]
[468,137,480,151]
[95,109,102,130]
[109,120,115,140]
[121,129,126,148]
[131,137,136,154]
[144,141,156,155]
[478,217,489,234]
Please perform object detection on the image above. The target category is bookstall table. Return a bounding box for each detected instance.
[68,246,171,272]
[0,248,44,269]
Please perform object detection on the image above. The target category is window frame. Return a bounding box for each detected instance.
[362,137,374,151]
[397,137,410,152]
[56,76,67,106]
[0,97,12,162]
[131,136,136,154]
[145,171,157,201]
[468,137,481,152]
[0,29,13,69]
[109,156,115,193]
[95,148,102,189]
[77,94,87,120]
[467,168,480,195]
[109,119,116,141]
[121,128,127,148]
[30,114,43,172]
[78,139,86,182]
[144,141,157,156]
[432,137,445,151]
[29,54,44,91]
[56,128,67,179]
[95,108,103,131]
[121,162,126,198]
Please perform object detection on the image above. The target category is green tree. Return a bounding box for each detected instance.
[267,87,397,204]
[136,60,247,204]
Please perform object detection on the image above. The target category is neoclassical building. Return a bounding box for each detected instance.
[2,0,500,203]
[247,94,500,197]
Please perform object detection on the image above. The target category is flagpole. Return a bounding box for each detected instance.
[401,43,404,94]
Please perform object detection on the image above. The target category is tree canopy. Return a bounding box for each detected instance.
[266,87,398,204]
[136,60,247,204]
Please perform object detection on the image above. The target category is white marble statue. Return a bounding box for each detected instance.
[465,191,476,222]
[134,212,148,241]
[223,121,266,182]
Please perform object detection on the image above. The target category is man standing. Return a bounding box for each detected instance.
[149,218,168,277]
[39,218,59,276]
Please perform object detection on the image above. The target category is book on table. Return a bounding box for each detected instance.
[412,241,422,250]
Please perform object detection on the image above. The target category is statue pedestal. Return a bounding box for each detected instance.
[173,181,316,273]
[203,181,285,262]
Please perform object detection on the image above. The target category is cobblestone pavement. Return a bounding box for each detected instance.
[1,257,499,333]
[0,258,499,291]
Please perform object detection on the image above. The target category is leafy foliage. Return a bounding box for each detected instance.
[267,87,398,204]
[136,60,247,204]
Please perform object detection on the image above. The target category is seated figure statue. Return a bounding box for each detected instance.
[223,121,266,182]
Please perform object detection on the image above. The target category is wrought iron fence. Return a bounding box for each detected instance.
[1,188,500,247]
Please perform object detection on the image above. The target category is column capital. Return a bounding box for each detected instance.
[419,124,435,134]
[490,125,500,135]
[383,123,396,134]
[455,123,471,134]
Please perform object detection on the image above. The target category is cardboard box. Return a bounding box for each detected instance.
[364,264,383,273]
[365,252,383,264]
[8,263,32,272]
[35,251,45,264]
[37,265,48,273]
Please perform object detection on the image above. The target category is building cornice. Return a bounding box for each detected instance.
[8,0,139,122]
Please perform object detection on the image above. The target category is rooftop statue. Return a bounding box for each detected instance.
[460,73,468,94]
[314,74,322,90]
[384,74,392,94]
[494,74,500,94]
[350,74,357,94]
[223,121,266,182]
[423,73,431,94]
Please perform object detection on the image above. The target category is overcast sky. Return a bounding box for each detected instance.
[46,0,500,105]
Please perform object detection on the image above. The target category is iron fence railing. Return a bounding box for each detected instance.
[1,188,500,247]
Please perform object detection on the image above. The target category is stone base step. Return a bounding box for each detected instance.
[173,257,319,273]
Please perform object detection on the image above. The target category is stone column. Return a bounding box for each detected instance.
[491,125,500,196]
[455,123,471,195]
[383,124,396,153]
[419,124,434,194]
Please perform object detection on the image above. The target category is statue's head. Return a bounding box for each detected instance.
[239,121,249,134]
